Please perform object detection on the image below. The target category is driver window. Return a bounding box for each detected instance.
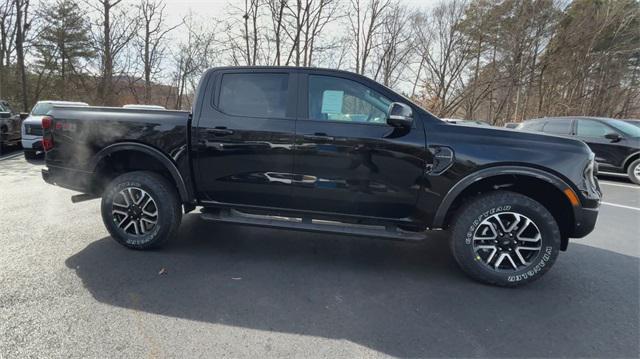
[308,75,391,124]
[576,120,612,138]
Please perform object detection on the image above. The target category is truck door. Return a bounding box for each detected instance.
[193,70,298,209]
[291,72,425,219]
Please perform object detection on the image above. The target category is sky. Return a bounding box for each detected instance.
[161,0,439,29]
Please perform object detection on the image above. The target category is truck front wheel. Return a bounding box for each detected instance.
[101,171,182,249]
[450,191,561,287]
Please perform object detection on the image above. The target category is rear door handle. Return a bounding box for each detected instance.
[303,133,334,141]
[206,128,234,136]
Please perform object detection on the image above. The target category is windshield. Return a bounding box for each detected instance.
[31,103,55,116]
[608,119,640,138]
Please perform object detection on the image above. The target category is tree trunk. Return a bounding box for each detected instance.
[98,0,114,106]
[60,43,66,99]
[15,0,28,111]
[144,20,151,104]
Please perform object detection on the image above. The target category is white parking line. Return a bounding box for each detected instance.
[601,202,640,211]
[0,152,22,161]
[599,181,639,189]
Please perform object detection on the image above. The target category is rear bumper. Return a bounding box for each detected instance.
[21,136,42,150]
[42,166,93,193]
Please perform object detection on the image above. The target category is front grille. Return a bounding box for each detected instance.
[25,124,43,136]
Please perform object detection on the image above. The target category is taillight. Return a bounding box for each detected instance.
[42,116,54,151]
[42,116,53,130]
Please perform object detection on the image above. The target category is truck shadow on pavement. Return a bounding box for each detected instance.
[66,214,639,358]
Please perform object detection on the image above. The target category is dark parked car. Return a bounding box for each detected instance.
[0,100,27,154]
[41,67,601,287]
[517,117,640,184]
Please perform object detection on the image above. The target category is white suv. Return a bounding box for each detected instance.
[22,101,88,159]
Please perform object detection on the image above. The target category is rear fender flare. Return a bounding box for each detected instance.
[92,142,192,203]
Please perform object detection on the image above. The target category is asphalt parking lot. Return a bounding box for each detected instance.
[1,148,639,358]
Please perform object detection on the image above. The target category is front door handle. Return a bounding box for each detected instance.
[303,133,334,141]
[206,128,234,136]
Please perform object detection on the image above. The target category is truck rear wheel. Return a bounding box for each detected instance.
[450,191,560,287]
[101,171,182,249]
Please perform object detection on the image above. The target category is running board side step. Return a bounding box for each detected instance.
[200,209,426,241]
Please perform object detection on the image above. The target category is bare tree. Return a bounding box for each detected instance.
[14,0,30,111]
[0,0,17,99]
[171,14,220,109]
[266,0,286,65]
[243,0,259,65]
[133,0,180,104]
[371,2,414,87]
[347,0,390,75]
[88,0,138,106]
[414,0,472,117]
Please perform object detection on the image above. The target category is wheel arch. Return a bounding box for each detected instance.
[91,142,193,204]
[623,152,640,171]
[433,166,578,250]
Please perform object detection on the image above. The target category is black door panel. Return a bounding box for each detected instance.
[293,122,425,218]
[194,71,298,208]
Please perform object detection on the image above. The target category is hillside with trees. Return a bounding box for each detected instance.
[1,0,638,124]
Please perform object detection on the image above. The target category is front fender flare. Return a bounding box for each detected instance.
[92,142,193,203]
[432,166,575,228]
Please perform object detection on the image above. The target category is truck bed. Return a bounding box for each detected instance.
[44,106,190,172]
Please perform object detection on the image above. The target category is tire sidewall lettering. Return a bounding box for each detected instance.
[507,246,553,282]
[465,205,511,245]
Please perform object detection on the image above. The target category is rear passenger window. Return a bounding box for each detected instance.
[218,73,289,118]
[542,119,573,135]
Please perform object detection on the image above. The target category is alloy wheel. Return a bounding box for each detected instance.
[111,187,158,236]
[472,212,542,271]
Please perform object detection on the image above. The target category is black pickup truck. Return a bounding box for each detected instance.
[41,67,601,286]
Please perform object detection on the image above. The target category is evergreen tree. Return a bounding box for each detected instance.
[36,0,94,98]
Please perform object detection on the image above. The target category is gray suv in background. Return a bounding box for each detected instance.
[517,117,640,184]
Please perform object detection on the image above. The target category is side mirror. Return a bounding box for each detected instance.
[604,132,622,142]
[0,112,10,119]
[19,112,29,120]
[387,102,413,128]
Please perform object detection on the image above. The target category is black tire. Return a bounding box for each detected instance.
[450,191,561,287]
[101,171,182,249]
[24,150,37,160]
[627,159,640,185]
